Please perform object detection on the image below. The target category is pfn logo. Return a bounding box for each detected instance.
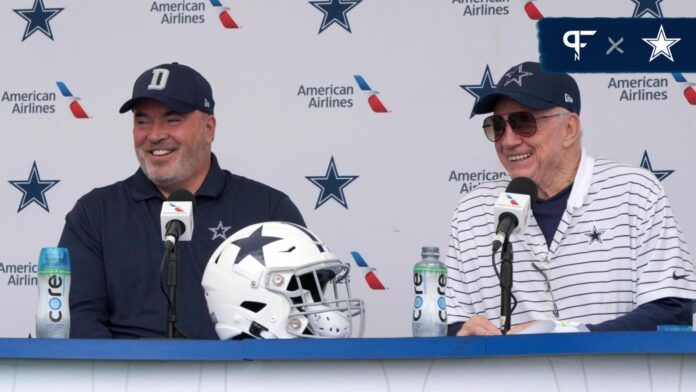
[350,252,387,290]
[55,82,88,119]
[563,30,596,61]
[353,75,389,113]
[209,0,239,29]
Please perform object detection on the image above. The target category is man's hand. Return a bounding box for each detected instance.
[456,317,541,336]
[456,315,502,336]
[508,320,539,334]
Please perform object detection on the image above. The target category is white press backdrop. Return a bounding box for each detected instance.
[1,0,695,338]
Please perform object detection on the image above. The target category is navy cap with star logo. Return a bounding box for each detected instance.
[472,61,581,115]
[119,62,215,115]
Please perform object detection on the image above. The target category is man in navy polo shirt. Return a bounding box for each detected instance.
[59,63,305,339]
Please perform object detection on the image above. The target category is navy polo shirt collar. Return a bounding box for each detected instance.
[127,153,226,201]
[197,154,226,198]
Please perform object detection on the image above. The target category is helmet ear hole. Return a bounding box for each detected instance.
[240,301,267,313]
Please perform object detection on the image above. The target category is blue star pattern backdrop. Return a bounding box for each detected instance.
[460,65,497,119]
[538,18,696,72]
[13,0,63,41]
[8,162,59,213]
[309,0,362,34]
[641,150,674,181]
[2,0,696,339]
[306,157,358,210]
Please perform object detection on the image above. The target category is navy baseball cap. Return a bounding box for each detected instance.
[119,62,215,114]
[472,61,580,115]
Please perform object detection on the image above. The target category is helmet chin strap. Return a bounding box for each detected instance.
[304,304,352,338]
[217,312,277,339]
[215,324,245,340]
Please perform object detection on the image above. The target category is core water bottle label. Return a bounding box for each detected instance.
[48,296,64,322]
[414,272,424,293]
[43,274,67,323]
[48,298,62,310]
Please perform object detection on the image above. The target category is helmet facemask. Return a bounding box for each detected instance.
[266,261,365,338]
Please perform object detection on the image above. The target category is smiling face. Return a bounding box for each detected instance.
[493,97,581,199]
[133,98,216,196]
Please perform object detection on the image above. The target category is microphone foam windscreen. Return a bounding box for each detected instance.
[168,189,195,205]
[506,177,538,202]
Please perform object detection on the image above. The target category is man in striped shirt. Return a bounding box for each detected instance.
[447,61,695,336]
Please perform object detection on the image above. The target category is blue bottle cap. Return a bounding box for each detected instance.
[38,247,71,274]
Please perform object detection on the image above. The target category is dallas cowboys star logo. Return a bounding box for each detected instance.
[232,226,281,265]
[461,65,496,119]
[503,64,533,87]
[640,150,674,181]
[9,161,60,213]
[306,156,358,209]
[13,0,64,42]
[209,221,232,241]
[309,0,362,34]
[631,0,663,18]
[642,25,680,62]
[585,226,605,245]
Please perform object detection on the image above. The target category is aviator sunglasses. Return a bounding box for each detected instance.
[482,111,568,142]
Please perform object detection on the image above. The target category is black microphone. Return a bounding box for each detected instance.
[160,189,195,249]
[159,189,195,339]
[492,177,537,252]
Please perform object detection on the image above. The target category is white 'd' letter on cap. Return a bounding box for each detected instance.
[148,68,170,90]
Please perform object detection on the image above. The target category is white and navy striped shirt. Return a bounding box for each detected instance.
[446,151,696,327]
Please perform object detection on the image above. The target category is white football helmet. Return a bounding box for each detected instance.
[202,221,365,339]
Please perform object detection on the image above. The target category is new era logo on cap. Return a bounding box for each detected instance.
[119,62,215,115]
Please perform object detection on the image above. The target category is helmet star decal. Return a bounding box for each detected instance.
[231,226,281,266]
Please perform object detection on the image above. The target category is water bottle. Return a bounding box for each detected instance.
[36,247,71,338]
[412,247,447,337]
